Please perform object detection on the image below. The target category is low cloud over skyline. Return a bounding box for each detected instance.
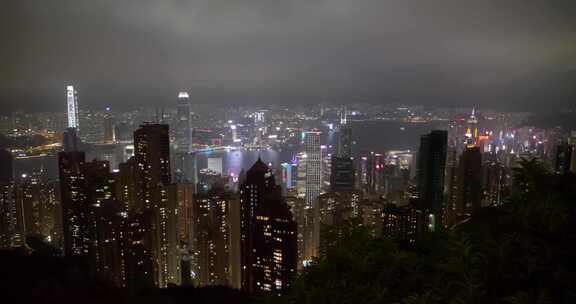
[1,0,576,112]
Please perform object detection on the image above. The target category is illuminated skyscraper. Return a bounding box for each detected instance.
[176,92,192,154]
[240,159,297,296]
[444,146,458,225]
[58,151,90,257]
[174,92,195,184]
[381,204,420,245]
[285,194,310,270]
[18,169,61,242]
[134,124,171,209]
[0,149,19,249]
[304,131,322,207]
[173,182,195,285]
[132,123,180,288]
[59,152,126,282]
[417,130,448,231]
[192,187,237,287]
[66,85,79,130]
[103,107,116,143]
[314,191,361,255]
[296,152,307,198]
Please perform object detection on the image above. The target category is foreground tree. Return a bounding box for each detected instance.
[281,159,576,304]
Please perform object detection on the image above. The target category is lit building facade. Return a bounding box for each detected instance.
[175,91,192,154]
[18,170,62,245]
[133,123,180,288]
[0,149,20,249]
[304,131,322,207]
[191,188,238,287]
[240,159,297,296]
[66,85,79,130]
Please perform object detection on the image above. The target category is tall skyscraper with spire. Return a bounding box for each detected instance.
[176,91,191,154]
[174,92,197,184]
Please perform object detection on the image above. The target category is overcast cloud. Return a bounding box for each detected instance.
[1,0,575,112]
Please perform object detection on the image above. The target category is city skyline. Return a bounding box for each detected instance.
[1,2,576,303]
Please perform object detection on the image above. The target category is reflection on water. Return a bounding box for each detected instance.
[194,121,445,176]
[196,148,295,177]
[13,121,445,180]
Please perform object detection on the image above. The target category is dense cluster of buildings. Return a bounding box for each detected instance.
[2,86,576,296]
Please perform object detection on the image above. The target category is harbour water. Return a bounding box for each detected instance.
[194,120,445,176]
[14,120,446,179]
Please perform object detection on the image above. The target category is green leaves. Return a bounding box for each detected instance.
[281,159,576,303]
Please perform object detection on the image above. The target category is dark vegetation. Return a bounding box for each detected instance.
[281,159,576,303]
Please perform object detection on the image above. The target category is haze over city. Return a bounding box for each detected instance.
[2,0,576,112]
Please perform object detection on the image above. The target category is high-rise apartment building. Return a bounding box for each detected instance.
[456,146,482,215]
[191,187,239,287]
[0,149,19,249]
[482,158,509,208]
[18,170,61,243]
[134,124,171,210]
[59,152,127,282]
[240,159,297,296]
[58,151,91,257]
[132,123,180,288]
[417,130,448,231]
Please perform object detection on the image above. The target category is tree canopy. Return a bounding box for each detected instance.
[281,159,576,304]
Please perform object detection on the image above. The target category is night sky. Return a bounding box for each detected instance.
[1,0,576,112]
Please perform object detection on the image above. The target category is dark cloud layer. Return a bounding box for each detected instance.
[1,0,575,112]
